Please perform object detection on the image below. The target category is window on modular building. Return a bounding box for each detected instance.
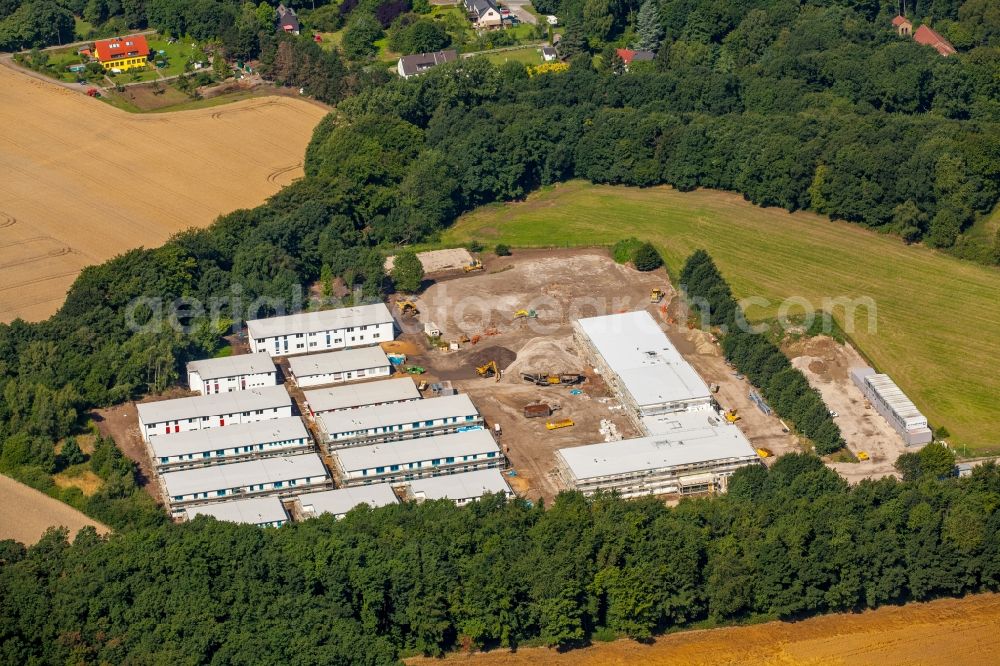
[466,416,475,421]
[425,420,433,427]
[446,457,454,463]
[160,457,168,463]
[376,467,384,474]
[217,490,225,496]
[275,482,283,488]
[203,452,211,458]
[362,469,368,476]
[487,452,496,458]
[432,459,440,466]
[412,422,420,428]
[216,450,225,456]
[174,496,183,501]
[391,465,399,471]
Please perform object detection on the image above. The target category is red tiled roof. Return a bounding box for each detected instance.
[94,35,150,63]
[891,15,911,27]
[913,25,956,56]
[616,48,636,66]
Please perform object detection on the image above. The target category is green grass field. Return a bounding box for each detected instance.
[443,181,1000,453]
[482,45,544,65]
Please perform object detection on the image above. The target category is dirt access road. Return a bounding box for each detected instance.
[409,593,1000,666]
[0,63,327,322]
[0,473,109,544]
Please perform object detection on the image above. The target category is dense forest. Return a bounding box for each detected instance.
[3,454,999,663]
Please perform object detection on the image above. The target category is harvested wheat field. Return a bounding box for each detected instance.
[0,64,328,322]
[0,473,109,545]
[410,594,1000,666]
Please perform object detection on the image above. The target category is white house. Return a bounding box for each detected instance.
[333,428,503,485]
[303,377,421,415]
[162,453,329,510]
[294,483,399,519]
[137,385,293,441]
[185,496,289,527]
[149,417,312,471]
[246,303,394,357]
[396,49,458,78]
[186,352,277,395]
[317,393,482,447]
[287,346,392,388]
[464,0,502,29]
[405,468,514,507]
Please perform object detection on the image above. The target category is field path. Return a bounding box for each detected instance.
[0,473,109,545]
[0,64,328,322]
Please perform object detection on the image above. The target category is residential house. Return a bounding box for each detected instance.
[541,46,558,62]
[396,50,458,79]
[464,0,503,29]
[913,24,956,56]
[276,4,300,35]
[94,35,150,72]
[892,14,912,36]
[615,48,655,71]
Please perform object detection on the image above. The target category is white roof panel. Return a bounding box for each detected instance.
[318,393,479,435]
[334,429,499,471]
[577,311,711,409]
[304,377,420,413]
[408,468,512,502]
[162,453,328,497]
[288,346,390,378]
[246,303,393,339]
[137,386,292,425]
[186,352,275,380]
[296,484,399,517]
[149,417,309,458]
[559,411,757,481]
[185,496,288,525]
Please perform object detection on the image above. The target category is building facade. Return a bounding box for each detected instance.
[186,352,277,395]
[333,429,503,485]
[317,393,483,448]
[247,304,394,357]
[137,385,293,440]
[149,417,312,471]
[94,35,149,71]
[287,346,392,388]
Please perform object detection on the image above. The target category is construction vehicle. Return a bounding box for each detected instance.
[546,419,574,430]
[476,360,501,381]
[524,403,553,418]
[396,300,419,316]
[417,380,428,391]
[459,335,470,344]
[513,309,538,319]
[405,366,426,374]
[650,288,664,303]
[857,451,870,461]
[756,448,772,458]
[724,409,741,423]
[464,259,484,272]
[521,372,584,386]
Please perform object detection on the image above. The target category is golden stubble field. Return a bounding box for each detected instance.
[0,473,109,544]
[0,64,328,322]
[410,594,1000,666]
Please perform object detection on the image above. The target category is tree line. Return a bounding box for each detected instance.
[3,455,1000,663]
[680,249,845,455]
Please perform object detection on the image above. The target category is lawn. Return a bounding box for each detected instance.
[482,45,544,65]
[443,181,1000,453]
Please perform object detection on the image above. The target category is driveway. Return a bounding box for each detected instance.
[503,0,538,25]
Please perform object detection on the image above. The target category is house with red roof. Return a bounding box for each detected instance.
[891,15,912,36]
[94,35,150,72]
[913,24,956,57]
[615,48,655,71]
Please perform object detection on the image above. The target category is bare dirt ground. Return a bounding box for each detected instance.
[0,64,327,322]
[409,593,1000,666]
[787,335,904,483]
[0,473,109,544]
[385,248,475,274]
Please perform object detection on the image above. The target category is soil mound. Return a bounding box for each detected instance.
[467,346,517,370]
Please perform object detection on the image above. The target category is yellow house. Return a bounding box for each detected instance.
[94,35,150,72]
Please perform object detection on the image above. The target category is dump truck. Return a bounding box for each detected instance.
[650,288,664,303]
[476,360,501,381]
[546,419,574,430]
[523,403,552,418]
[464,259,484,272]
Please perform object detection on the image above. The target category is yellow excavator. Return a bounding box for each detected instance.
[396,300,419,316]
[476,360,501,381]
[724,409,741,423]
[464,259,484,272]
[650,288,664,303]
[513,309,537,319]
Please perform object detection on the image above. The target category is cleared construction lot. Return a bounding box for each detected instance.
[0,64,327,322]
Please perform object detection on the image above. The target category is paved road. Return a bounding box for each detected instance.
[504,0,539,25]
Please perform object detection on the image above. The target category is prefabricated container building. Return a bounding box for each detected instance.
[186,352,277,395]
[137,385,293,440]
[247,303,394,357]
[287,346,392,388]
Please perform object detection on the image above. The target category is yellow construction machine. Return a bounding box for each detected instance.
[650,288,664,303]
[396,300,419,316]
[476,360,501,381]
[513,309,537,319]
[464,259,484,272]
[724,409,741,423]
[546,419,574,430]
[857,451,870,461]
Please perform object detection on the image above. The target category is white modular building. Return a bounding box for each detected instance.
[186,352,277,395]
[303,377,421,416]
[851,367,932,446]
[294,483,399,519]
[184,496,289,527]
[332,429,503,485]
[247,303,394,357]
[317,393,482,448]
[162,453,329,510]
[556,410,760,498]
[574,310,713,425]
[149,417,312,471]
[137,386,293,441]
[405,468,514,507]
[287,346,392,388]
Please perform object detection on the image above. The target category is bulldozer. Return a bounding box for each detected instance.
[396,300,419,316]
[464,259,484,272]
[650,288,664,303]
[724,409,741,423]
[513,309,538,319]
[476,360,501,381]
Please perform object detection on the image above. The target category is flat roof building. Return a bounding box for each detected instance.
[333,429,503,485]
[317,393,482,447]
[186,352,277,395]
[294,484,399,519]
[303,377,421,415]
[288,346,392,388]
[405,468,514,507]
[162,453,329,509]
[574,311,712,425]
[851,367,932,446]
[137,385,293,440]
[556,410,759,498]
[149,417,311,471]
[247,303,394,357]
[185,496,289,527]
